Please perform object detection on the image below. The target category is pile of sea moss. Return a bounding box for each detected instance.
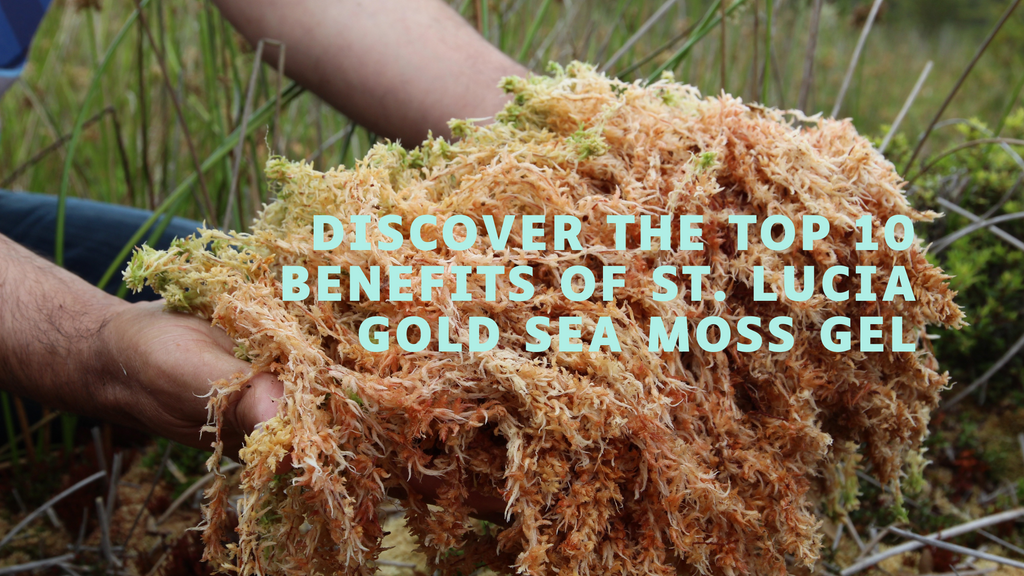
[126,63,962,576]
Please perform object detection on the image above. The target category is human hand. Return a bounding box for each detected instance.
[99,301,508,520]
[98,300,284,455]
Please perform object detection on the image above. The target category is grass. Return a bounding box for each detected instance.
[1,0,1024,573]
[2,0,1021,230]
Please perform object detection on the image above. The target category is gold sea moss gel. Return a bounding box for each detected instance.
[127,63,962,576]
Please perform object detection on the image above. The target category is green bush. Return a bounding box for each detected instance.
[885,107,1024,407]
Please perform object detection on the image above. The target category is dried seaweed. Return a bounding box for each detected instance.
[125,63,963,576]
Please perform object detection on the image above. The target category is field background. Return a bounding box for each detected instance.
[2,0,1024,575]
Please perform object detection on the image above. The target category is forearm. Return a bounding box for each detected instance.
[0,234,127,414]
[212,0,527,144]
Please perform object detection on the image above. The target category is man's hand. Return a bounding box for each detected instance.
[100,301,284,454]
[0,234,506,519]
[0,234,280,454]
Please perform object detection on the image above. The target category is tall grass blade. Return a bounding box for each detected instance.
[1,392,21,474]
[223,39,281,228]
[137,21,153,209]
[55,0,152,268]
[761,0,773,102]
[1,107,116,189]
[615,19,701,79]
[831,0,884,118]
[720,0,729,92]
[307,125,355,164]
[879,60,933,154]
[60,413,76,456]
[132,0,218,227]
[647,0,750,83]
[594,0,631,65]
[996,69,1024,137]
[96,82,304,291]
[798,0,823,111]
[903,0,1023,173]
[528,0,584,70]
[601,0,676,72]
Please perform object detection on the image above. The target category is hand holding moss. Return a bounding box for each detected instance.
[99,300,285,454]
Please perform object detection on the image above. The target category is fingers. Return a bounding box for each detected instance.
[232,372,285,435]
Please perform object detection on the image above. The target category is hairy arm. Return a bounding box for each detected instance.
[0,235,121,412]
[0,234,281,452]
[0,236,505,518]
[212,0,528,144]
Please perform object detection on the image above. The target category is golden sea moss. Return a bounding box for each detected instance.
[126,62,963,576]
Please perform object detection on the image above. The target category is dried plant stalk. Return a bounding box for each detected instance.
[126,63,962,576]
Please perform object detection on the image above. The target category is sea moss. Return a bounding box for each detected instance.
[126,62,962,576]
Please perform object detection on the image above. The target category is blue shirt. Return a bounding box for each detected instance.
[0,0,51,96]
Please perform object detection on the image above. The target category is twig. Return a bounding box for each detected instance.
[74,508,88,554]
[832,521,845,552]
[841,508,1024,575]
[935,198,1024,253]
[797,0,823,112]
[155,462,241,525]
[929,209,1024,254]
[601,0,676,72]
[0,471,106,549]
[903,0,1023,173]
[0,554,76,576]
[941,327,1024,409]
[978,529,1024,558]
[855,525,894,560]
[843,516,866,552]
[95,497,121,568]
[58,563,84,576]
[879,61,933,154]
[888,527,1024,570]
[831,0,883,117]
[105,452,123,523]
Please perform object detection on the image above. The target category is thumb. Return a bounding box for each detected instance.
[231,372,285,435]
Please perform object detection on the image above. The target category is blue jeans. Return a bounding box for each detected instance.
[0,190,201,302]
